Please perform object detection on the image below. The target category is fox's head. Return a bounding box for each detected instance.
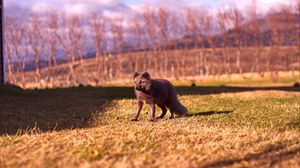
[133,72,151,93]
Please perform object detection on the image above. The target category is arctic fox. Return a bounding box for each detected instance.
[132,72,187,121]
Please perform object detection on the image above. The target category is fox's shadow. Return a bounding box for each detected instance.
[185,110,233,117]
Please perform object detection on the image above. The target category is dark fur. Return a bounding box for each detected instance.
[132,72,188,121]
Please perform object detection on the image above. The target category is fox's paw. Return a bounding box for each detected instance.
[169,116,174,120]
[156,116,164,120]
[131,118,139,122]
[149,119,156,122]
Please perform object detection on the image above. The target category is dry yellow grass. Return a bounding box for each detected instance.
[0,87,299,168]
[1,124,299,168]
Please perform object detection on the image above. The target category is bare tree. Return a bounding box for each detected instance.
[267,9,282,78]
[158,7,171,76]
[45,9,59,87]
[4,17,16,84]
[169,12,184,79]
[12,23,28,87]
[72,15,89,64]
[185,7,203,77]
[296,0,300,79]
[143,9,159,76]
[279,4,295,73]
[28,13,45,86]
[55,13,79,86]
[217,8,231,77]
[201,9,216,77]
[228,7,245,75]
[46,9,58,67]
[247,0,263,77]
[89,12,106,84]
[111,20,125,79]
[131,18,147,72]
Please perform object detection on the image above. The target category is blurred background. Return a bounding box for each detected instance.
[2,0,300,88]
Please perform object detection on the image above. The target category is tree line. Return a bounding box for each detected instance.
[4,1,300,87]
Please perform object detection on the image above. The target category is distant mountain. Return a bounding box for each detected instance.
[4,3,31,21]
[163,12,300,49]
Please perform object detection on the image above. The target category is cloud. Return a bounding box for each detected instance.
[32,2,50,13]
[62,0,120,7]
[222,0,293,13]
[56,0,121,14]
[18,0,122,15]
[62,3,87,15]
[129,0,208,12]
[3,0,13,7]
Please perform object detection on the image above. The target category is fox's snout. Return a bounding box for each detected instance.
[135,85,143,91]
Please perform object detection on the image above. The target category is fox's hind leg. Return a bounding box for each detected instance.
[167,106,175,119]
[156,104,167,119]
[169,111,174,119]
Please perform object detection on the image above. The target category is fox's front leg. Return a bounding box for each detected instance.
[132,100,144,121]
[149,103,156,122]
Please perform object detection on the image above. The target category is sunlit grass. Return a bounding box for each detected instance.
[0,83,299,167]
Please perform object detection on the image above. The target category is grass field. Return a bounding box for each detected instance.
[0,81,300,167]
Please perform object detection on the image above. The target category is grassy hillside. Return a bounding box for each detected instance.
[11,46,300,89]
[0,81,300,167]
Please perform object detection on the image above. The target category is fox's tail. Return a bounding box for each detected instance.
[173,98,188,117]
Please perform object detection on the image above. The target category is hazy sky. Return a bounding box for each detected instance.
[5,0,293,15]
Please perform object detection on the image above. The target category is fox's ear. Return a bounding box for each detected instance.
[142,72,151,80]
[133,72,140,79]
